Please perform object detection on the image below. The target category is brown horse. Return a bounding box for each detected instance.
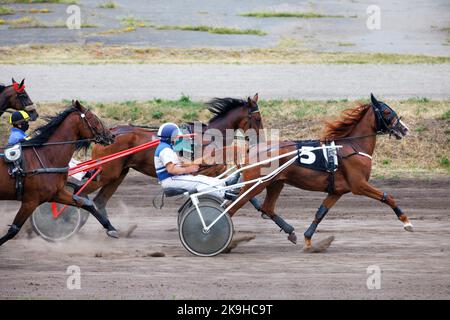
[81,94,262,217]
[227,94,412,252]
[0,79,38,121]
[0,101,116,246]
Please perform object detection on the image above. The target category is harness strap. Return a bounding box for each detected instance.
[327,171,335,194]
[27,167,69,175]
[341,151,372,160]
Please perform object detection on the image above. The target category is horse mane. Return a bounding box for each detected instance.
[24,107,78,146]
[0,84,6,93]
[321,103,372,140]
[206,97,246,123]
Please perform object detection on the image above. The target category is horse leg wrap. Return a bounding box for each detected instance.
[380,192,388,203]
[0,224,21,246]
[393,206,404,218]
[249,197,261,211]
[304,205,329,239]
[73,194,93,207]
[272,215,295,234]
[7,224,20,238]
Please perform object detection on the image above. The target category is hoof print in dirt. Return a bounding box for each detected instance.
[147,252,165,257]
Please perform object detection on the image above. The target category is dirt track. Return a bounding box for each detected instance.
[0,174,449,299]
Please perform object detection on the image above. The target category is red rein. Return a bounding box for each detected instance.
[13,83,25,93]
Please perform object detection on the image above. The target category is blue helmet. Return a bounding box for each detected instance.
[157,122,181,144]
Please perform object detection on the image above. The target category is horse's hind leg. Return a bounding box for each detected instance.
[0,201,38,247]
[93,169,129,217]
[53,188,120,239]
[260,181,297,244]
[303,194,341,252]
[352,181,413,231]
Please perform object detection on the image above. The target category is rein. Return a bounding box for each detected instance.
[20,138,95,148]
[0,138,95,151]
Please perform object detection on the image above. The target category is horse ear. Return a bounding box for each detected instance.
[370,93,380,107]
[72,100,82,109]
[247,96,252,106]
[252,93,259,103]
[12,78,17,84]
[19,79,25,88]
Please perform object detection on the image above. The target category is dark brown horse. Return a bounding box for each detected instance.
[82,94,262,217]
[227,94,412,252]
[0,79,38,121]
[0,101,116,246]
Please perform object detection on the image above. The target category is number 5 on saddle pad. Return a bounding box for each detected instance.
[296,140,338,172]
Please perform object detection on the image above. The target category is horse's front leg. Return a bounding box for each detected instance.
[351,181,413,231]
[303,193,341,252]
[52,188,120,238]
[0,200,39,246]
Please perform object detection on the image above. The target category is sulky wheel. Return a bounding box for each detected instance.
[177,195,225,226]
[179,203,233,257]
[30,184,90,242]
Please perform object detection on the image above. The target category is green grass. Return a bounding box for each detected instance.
[28,8,51,13]
[120,15,150,30]
[439,156,450,172]
[152,110,163,119]
[407,97,430,103]
[239,11,346,19]
[415,124,428,133]
[338,42,356,47]
[4,16,98,28]
[0,5,13,15]
[156,25,267,36]
[1,44,450,65]
[97,1,116,9]
[441,109,450,122]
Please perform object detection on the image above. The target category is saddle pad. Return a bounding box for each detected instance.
[4,144,22,162]
[296,140,338,172]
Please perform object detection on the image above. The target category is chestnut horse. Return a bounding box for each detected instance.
[80,95,262,217]
[0,79,38,121]
[227,94,412,252]
[0,101,116,247]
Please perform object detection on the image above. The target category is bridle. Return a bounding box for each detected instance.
[371,102,404,137]
[0,85,37,115]
[246,102,261,131]
[77,108,111,145]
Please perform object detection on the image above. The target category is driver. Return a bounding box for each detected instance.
[154,122,238,199]
[8,111,30,145]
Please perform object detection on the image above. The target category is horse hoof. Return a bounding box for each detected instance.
[107,230,120,239]
[302,236,335,253]
[261,213,271,220]
[287,232,297,244]
[403,223,414,232]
